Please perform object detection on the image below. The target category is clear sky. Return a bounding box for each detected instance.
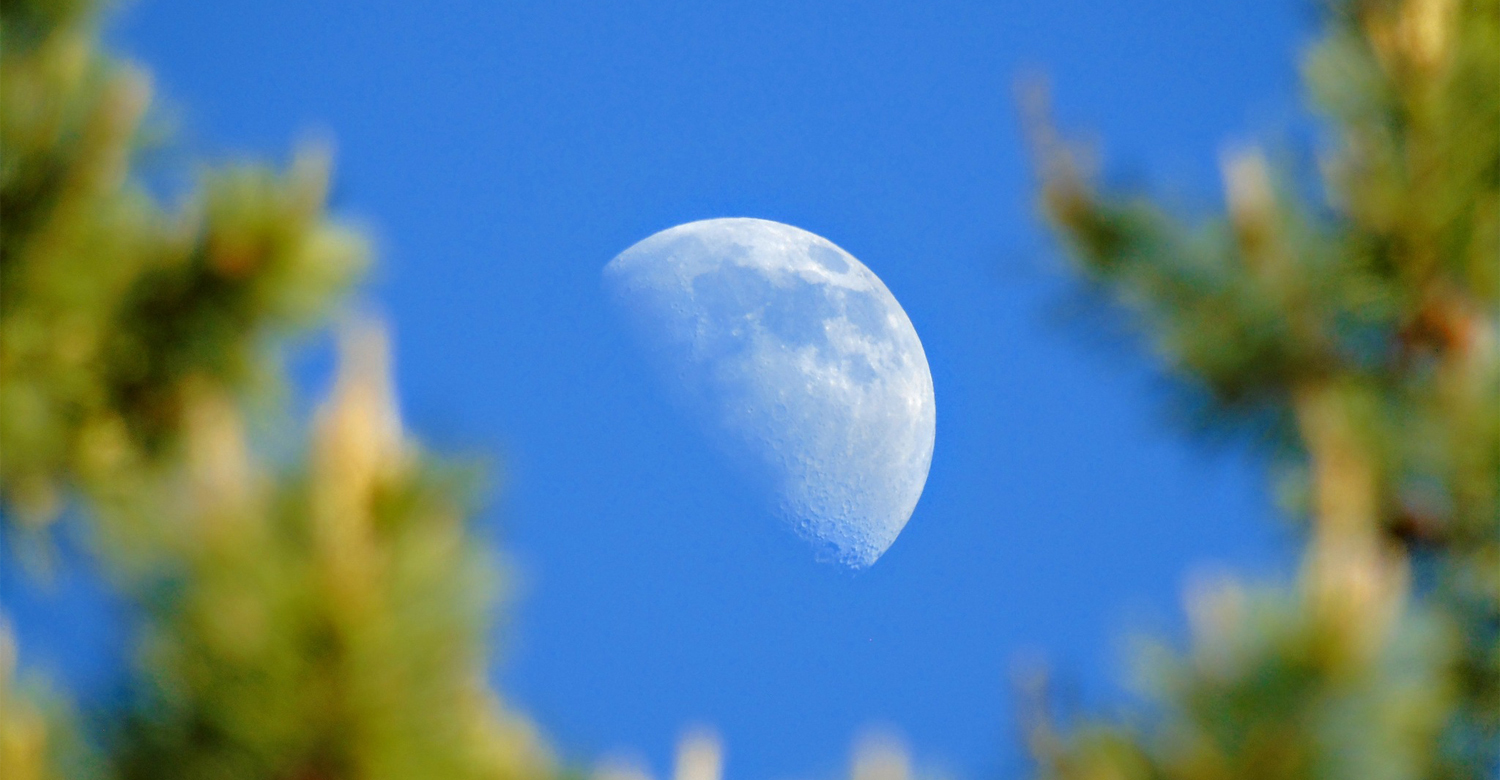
[7,1,1310,777]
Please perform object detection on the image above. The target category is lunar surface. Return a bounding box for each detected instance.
[604,218,935,569]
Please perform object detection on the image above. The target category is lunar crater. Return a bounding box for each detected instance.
[605,218,935,569]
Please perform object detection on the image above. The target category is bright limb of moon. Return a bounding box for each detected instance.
[604,218,935,569]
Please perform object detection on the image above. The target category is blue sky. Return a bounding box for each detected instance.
[7,1,1312,777]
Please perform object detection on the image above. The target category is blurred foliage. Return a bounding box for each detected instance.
[0,0,361,529]
[0,1,552,778]
[1026,0,1498,778]
[3,0,1496,778]
[589,728,940,780]
[1,624,101,780]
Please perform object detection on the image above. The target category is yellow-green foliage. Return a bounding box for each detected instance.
[1,2,552,778]
[3,0,1495,778]
[1,625,97,780]
[0,0,363,528]
[1028,0,1499,778]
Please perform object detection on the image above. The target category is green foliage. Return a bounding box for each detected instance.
[110,344,546,780]
[1,625,103,780]
[1028,0,1499,778]
[0,2,552,778]
[1031,585,1458,780]
[3,0,1493,778]
[0,0,364,525]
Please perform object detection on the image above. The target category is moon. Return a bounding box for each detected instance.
[604,218,935,569]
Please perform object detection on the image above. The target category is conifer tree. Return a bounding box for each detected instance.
[1026,0,1498,778]
[4,1,1495,779]
[0,1,552,777]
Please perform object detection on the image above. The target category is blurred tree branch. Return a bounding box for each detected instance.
[1023,0,1498,777]
[1,2,553,777]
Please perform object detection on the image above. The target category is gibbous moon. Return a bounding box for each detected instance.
[605,218,935,569]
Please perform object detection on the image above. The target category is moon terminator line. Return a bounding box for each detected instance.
[605,218,936,569]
